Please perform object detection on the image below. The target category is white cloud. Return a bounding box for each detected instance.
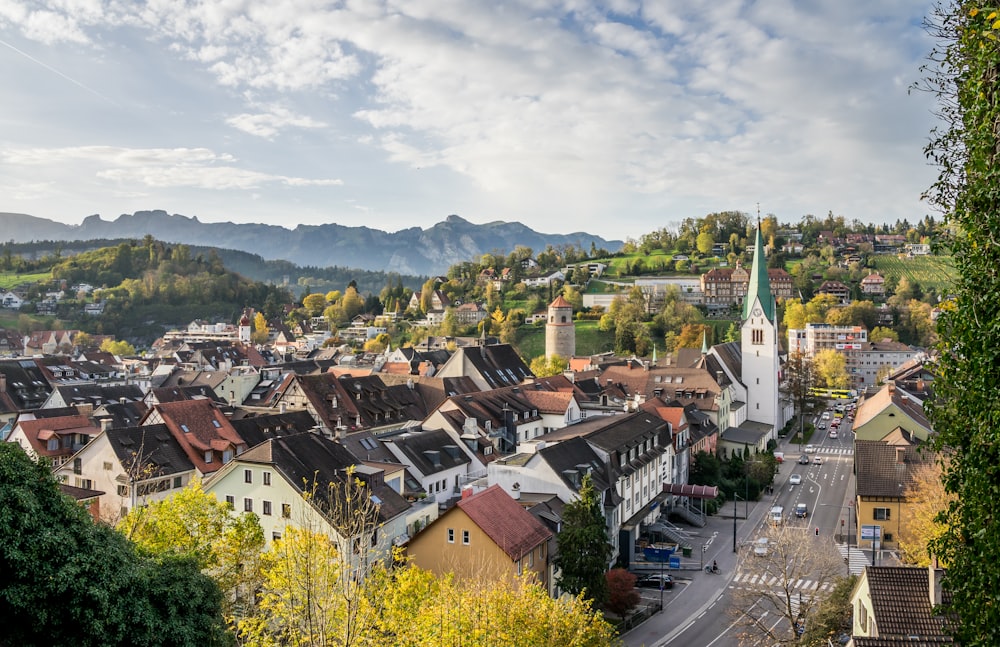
[226,106,327,138]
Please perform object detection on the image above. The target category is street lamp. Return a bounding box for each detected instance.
[733,493,744,553]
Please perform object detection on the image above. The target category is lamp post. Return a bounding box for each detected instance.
[733,493,744,553]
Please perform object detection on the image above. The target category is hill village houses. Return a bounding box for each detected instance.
[1,229,939,634]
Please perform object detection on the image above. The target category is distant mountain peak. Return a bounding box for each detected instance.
[1,211,623,276]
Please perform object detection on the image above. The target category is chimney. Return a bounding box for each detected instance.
[716,371,724,386]
[0,373,5,391]
[119,397,127,405]
[100,418,113,432]
[929,556,944,607]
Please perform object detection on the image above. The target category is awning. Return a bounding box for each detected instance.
[661,483,719,499]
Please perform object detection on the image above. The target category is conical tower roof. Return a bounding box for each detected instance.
[743,226,775,321]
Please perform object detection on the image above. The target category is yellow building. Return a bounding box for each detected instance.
[854,437,934,550]
[406,485,552,589]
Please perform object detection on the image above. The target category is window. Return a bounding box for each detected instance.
[752,329,764,345]
[263,501,272,516]
[225,495,235,509]
[263,471,271,486]
[173,476,182,488]
[47,438,59,451]
[272,531,282,541]
[447,528,455,543]
[281,503,291,518]
[73,457,82,474]
[244,469,253,484]
[244,497,253,512]
[204,451,213,464]
[528,549,534,567]
[103,461,113,471]
[874,507,891,520]
[118,485,129,497]
[462,530,470,545]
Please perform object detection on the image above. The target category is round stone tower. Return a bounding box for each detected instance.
[238,309,252,344]
[545,295,575,360]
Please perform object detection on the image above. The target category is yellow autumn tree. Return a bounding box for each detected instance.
[530,354,568,377]
[813,348,850,389]
[898,458,955,567]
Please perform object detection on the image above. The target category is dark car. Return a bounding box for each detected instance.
[799,454,810,465]
[637,573,673,589]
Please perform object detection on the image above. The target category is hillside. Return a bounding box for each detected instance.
[0,211,623,276]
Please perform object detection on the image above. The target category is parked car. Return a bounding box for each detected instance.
[754,537,769,556]
[637,573,673,589]
[795,503,809,518]
[789,474,802,485]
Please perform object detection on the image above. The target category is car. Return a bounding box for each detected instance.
[818,421,827,430]
[813,456,823,465]
[754,537,769,556]
[637,573,673,589]
[799,454,810,465]
[769,505,784,525]
[795,503,809,518]
[805,444,816,453]
[821,412,831,420]
[789,474,802,485]
[829,430,838,439]
[830,419,840,428]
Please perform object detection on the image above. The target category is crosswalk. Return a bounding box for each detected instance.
[812,447,854,456]
[837,543,870,575]
[730,571,834,594]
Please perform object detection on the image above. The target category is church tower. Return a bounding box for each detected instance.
[238,308,252,344]
[545,295,575,361]
[741,225,780,434]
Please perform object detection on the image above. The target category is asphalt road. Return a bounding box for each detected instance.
[622,402,858,647]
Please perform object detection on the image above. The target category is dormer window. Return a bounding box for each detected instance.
[331,396,338,408]
[204,451,213,464]
[181,424,190,433]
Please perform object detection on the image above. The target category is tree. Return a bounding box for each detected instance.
[696,231,715,255]
[898,459,955,567]
[798,575,856,647]
[0,444,228,645]
[554,473,612,605]
[302,293,327,316]
[605,569,640,617]
[118,478,266,623]
[100,338,136,356]
[252,311,269,345]
[813,348,849,389]
[921,4,1000,642]
[730,525,846,646]
[868,326,899,342]
[783,350,817,441]
[530,354,568,377]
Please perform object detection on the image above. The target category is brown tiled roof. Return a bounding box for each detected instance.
[520,389,574,414]
[855,440,935,498]
[456,485,552,561]
[16,415,100,457]
[152,399,245,472]
[864,566,953,639]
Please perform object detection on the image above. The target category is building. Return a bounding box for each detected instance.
[860,272,886,297]
[545,295,575,361]
[740,226,781,436]
[854,438,935,550]
[406,484,552,589]
[850,564,953,644]
[700,265,793,310]
[816,280,852,304]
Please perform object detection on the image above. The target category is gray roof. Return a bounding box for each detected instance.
[384,428,470,476]
[106,424,196,478]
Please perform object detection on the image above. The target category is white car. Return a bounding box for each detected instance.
[805,444,816,453]
[829,430,838,439]
[813,456,823,465]
[754,537,769,556]
[789,474,802,485]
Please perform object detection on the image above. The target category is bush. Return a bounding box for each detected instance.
[605,569,640,617]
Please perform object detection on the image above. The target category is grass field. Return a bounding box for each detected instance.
[514,320,614,361]
[870,255,956,293]
[0,271,50,290]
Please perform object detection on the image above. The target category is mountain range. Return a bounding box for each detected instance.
[0,211,623,276]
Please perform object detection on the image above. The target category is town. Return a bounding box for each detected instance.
[0,213,952,646]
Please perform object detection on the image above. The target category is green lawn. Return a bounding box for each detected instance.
[0,271,50,290]
[514,320,614,361]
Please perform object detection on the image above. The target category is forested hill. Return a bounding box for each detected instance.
[0,210,623,276]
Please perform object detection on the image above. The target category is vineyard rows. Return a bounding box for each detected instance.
[870,255,956,292]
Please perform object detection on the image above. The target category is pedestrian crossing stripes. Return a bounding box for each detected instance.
[730,571,833,593]
[836,543,870,575]
[815,447,853,456]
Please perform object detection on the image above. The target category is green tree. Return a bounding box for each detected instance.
[868,326,899,342]
[0,444,228,646]
[529,354,568,377]
[813,348,849,389]
[922,6,1000,642]
[554,473,612,605]
[303,293,328,316]
[100,338,137,356]
[696,231,715,255]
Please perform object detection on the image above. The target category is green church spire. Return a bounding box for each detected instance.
[743,225,774,321]
[701,329,709,354]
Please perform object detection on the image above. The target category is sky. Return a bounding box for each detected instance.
[0,0,940,241]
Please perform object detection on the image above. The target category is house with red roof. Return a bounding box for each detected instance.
[142,398,247,473]
[7,414,102,467]
[406,484,552,589]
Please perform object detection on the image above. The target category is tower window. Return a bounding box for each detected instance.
[752,329,764,345]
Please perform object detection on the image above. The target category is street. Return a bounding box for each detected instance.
[622,402,862,647]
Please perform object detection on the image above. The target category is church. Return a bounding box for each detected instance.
[707,225,791,455]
